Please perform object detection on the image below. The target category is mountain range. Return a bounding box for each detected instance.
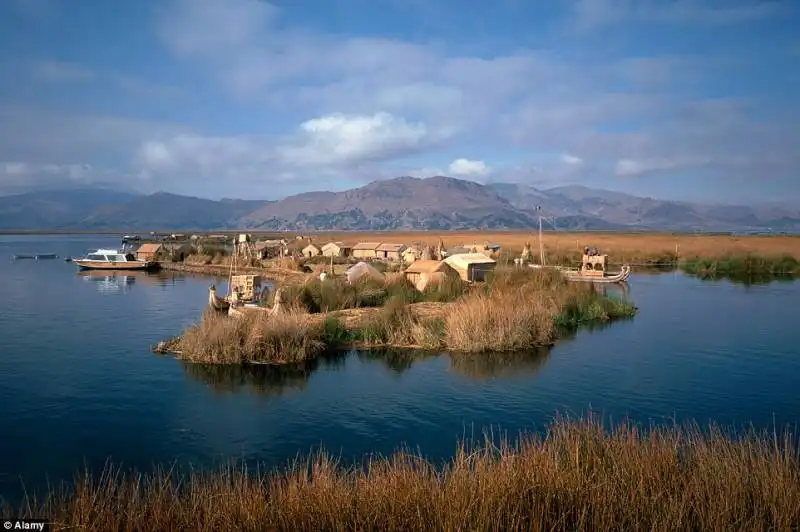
[1,176,798,232]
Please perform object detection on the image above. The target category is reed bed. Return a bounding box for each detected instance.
[444,269,635,353]
[170,269,635,363]
[299,231,800,261]
[681,254,800,283]
[177,309,327,364]
[16,416,800,531]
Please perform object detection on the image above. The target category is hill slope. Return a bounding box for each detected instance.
[0,178,797,232]
[240,176,540,230]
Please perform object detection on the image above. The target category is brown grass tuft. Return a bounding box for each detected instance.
[178,309,326,364]
[443,268,628,352]
[21,416,800,531]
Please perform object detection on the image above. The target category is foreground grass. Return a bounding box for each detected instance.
[15,417,800,531]
[172,268,636,363]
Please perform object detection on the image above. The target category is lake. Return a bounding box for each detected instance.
[1,234,799,504]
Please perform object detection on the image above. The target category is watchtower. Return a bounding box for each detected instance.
[580,254,608,278]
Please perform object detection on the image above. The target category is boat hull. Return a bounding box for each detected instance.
[73,260,160,271]
[561,265,631,284]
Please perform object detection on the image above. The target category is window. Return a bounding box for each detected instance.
[87,254,105,261]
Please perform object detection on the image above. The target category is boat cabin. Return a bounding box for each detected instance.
[85,249,138,262]
[579,254,608,278]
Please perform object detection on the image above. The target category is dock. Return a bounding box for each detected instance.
[12,253,59,260]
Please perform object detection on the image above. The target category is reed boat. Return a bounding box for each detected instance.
[540,253,631,284]
[72,249,160,271]
[525,206,631,284]
[208,285,230,312]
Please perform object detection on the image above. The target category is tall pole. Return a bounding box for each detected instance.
[537,206,545,266]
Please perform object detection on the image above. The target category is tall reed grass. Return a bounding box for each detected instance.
[173,268,635,363]
[17,416,799,531]
[444,268,635,353]
[178,309,327,364]
[681,254,800,283]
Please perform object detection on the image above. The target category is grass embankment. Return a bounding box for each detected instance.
[170,268,635,364]
[302,231,800,261]
[681,254,800,284]
[16,417,799,531]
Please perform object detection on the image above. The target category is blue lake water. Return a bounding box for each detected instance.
[1,234,799,503]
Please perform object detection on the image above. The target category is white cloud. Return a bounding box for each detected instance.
[278,112,435,167]
[1,0,797,200]
[448,158,491,178]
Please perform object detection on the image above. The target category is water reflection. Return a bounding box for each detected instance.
[181,354,346,397]
[78,271,137,294]
[448,348,550,380]
[357,349,438,374]
[77,270,188,293]
[182,348,558,396]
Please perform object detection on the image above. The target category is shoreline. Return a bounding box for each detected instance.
[157,260,307,283]
[152,301,460,358]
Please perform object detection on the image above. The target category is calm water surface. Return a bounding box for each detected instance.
[1,234,799,502]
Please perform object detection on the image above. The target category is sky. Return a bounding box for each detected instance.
[0,0,798,204]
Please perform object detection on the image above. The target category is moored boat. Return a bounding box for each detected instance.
[72,249,160,271]
[208,285,230,312]
[554,253,631,284]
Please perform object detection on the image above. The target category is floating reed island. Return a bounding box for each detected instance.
[16,416,800,531]
[154,268,636,365]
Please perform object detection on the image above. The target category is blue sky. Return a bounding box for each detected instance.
[0,0,798,204]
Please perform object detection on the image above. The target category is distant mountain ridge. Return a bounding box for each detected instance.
[0,177,798,232]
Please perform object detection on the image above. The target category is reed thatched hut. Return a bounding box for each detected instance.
[403,260,459,291]
[444,253,497,282]
[346,261,385,284]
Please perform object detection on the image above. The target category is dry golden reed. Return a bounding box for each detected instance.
[19,416,800,531]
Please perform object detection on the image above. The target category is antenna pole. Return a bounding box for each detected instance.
[537,206,546,266]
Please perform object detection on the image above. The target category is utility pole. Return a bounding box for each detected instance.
[537,206,546,266]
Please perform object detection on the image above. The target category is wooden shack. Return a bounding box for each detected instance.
[403,260,459,291]
[352,242,381,260]
[135,243,162,261]
[302,243,321,258]
[321,242,353,257]
[376,243,407,261]
[444,253,497,282]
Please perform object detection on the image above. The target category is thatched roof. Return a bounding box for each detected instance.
[377,243,406,252]
[137,243,162,254]
[404,260,450,274]
[353,242,382,251]
[444,253,497,270]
